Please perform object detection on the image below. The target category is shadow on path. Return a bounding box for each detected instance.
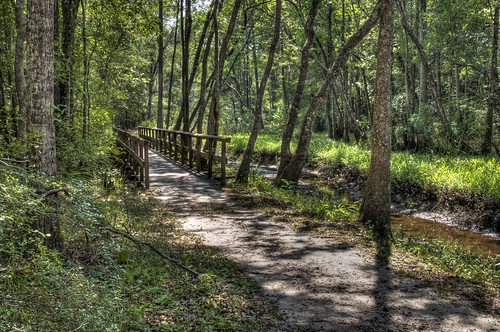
[148,150,499,331]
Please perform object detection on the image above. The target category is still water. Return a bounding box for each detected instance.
[391,213,500,257]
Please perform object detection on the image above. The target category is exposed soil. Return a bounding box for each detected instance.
[149,151,499,331]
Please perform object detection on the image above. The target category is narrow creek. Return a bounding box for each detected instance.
[391,214,500,257]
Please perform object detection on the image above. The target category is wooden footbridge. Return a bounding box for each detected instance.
[114,127,231,188]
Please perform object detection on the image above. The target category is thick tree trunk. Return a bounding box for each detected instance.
[360,0,394,258]
[482,5,499,154]
[275,1,381,185]
[274,0,321,185]
[28,0,62,250]
[28,0,57,176]
[236,0,282,183]
[55,0,78,122]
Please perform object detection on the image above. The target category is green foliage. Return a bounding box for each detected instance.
[232,174,359,224]
[0,163,280,331]
[231,133,500,214]
[0,165,41,262]
[0,169,125,331]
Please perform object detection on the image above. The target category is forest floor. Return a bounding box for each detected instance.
[149,150,499,331]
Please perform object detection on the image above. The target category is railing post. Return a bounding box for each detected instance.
[221,139,227,185]
[144,140,149,189]
[180,132,186,165]
[173,132,179,161]
[196,136,202,173]
[188,135,193,169]
[208,138,213,178]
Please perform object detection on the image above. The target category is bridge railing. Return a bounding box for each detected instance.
[138,126,231,185]
[114,127,149,189]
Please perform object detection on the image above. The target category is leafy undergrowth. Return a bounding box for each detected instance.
[0,165,281,331]
[229,174,500,315]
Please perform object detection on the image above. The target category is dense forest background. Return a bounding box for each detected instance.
[1,0,498,164]
[1,0,499,330]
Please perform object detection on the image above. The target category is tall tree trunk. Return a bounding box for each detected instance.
[81,0,90,137]
[14,0,27,146]
[236,0,282,183]
[180,0,192,133]
[166,0,180,129]
[274,0,321,185]
[55,0,78,123]
[207,0,243,136]
[417,0,427,105]
[28,0,62,250]
[28,0,57,176]
[482,5,499,155]
[360,0,394,258]
[276,1,381,185]
[157,0,164,128]
[146,57,158,121]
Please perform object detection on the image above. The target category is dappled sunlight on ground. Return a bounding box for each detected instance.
[148,150,500,331]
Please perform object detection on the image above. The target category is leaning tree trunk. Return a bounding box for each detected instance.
[274,0,321,185]
[360,0,394,259]
[276,1,381,185]
[236,0,282,183]
[482,4,499,155]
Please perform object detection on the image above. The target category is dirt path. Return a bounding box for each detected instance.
[149,151,499,331]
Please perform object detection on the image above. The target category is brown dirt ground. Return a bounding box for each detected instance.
[149,151,500,331]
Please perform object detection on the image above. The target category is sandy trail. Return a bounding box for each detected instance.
[149,150,499,331]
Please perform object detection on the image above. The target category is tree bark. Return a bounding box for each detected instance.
[166,0,180,129]
[359,0,394,258]
[55,0,78,122]
[157,0,164,128]
[236,0,282,183]
[180,0,192,133]
[207,0,243,136]
[14,0,27,146]
[417,0,428,105]
[274,0,321,185]
[28,0,57,176]
[28,0,62,250]
[275,1,381,185]
[482,5,499,155]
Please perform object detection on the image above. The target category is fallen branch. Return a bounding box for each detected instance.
[40,188,70,198]
[106,227,199,276]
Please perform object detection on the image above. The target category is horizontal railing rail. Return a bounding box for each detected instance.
[138,126,231,185]
[114,127,149,189]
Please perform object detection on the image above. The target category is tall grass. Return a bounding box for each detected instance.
[229,133,500,203]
